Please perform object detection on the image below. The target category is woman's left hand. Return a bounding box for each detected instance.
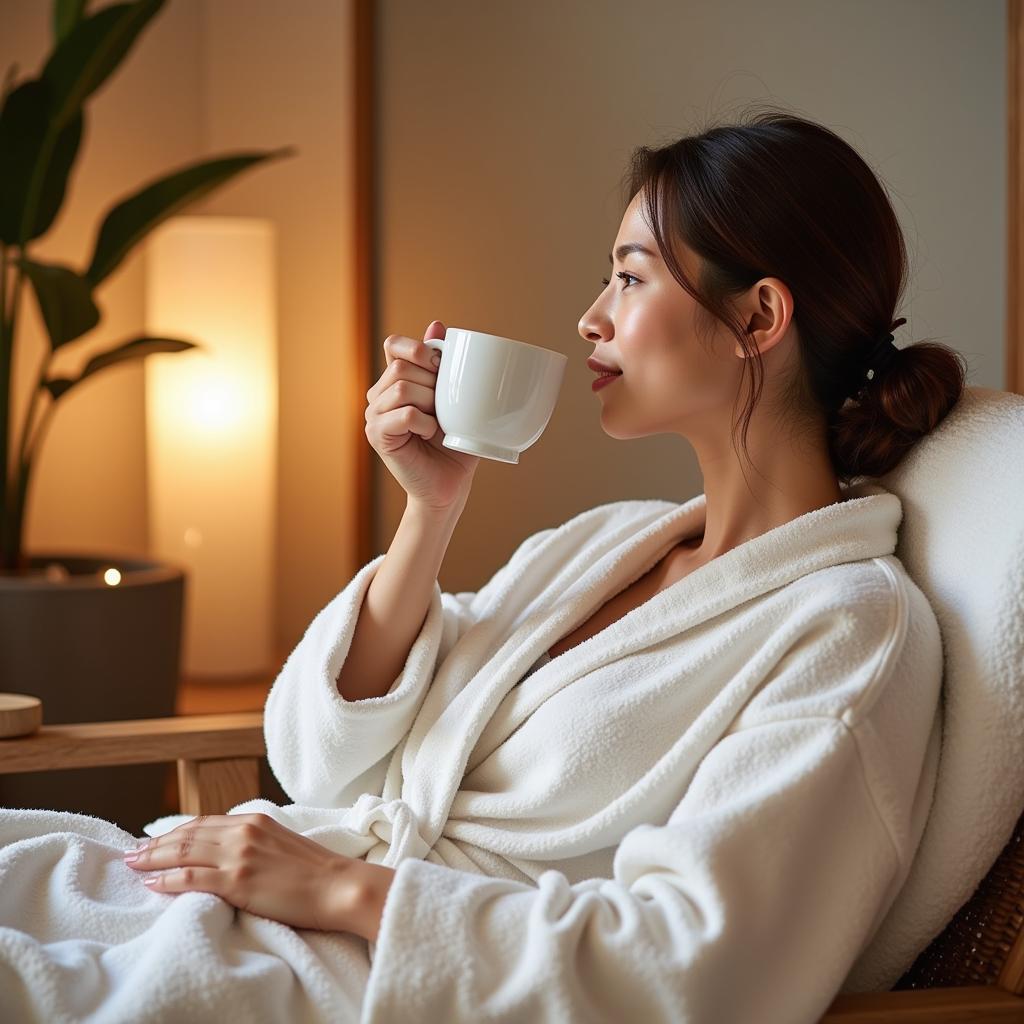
[123,812,394,940]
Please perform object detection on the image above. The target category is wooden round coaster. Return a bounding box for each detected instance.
[0,693,42,738]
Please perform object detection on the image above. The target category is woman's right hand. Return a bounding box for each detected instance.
[364,319,480,512]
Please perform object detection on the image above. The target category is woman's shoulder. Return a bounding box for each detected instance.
[786,551,931,619]
[746,553,942,722]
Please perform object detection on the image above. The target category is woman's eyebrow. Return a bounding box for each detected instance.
[609,243,657,264]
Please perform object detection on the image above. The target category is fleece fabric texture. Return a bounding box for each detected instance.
[841,386,1024,992]
[0,478,944,1023]
[0,808,371,1023]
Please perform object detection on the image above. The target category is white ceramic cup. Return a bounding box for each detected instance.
[423,327,568,464]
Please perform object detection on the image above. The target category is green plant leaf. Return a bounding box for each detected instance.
[0,76,84,245]
[15,256,100,350]
[42,0,164,134]
[85,146,296,286]
[0,80,85,245]
[54,0,90,46]
[43,336,199,400]
[0,79,48,242]
[5,0,159,245]
[36,109,83,242]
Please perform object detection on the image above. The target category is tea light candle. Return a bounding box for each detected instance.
[0,694,42,738]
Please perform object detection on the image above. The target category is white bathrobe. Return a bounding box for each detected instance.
[0,479,943,1024]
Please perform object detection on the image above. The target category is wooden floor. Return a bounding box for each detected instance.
[160,652,288,813]
[174,666,280,716]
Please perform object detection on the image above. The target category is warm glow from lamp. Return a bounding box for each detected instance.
[144,216,277,676]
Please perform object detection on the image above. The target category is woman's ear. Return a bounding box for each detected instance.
[733,277,793,358]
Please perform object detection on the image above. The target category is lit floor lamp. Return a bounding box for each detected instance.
[144,216,277,678]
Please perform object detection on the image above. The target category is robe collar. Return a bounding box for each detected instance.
[526,477,901,677]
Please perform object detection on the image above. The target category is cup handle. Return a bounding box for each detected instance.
[424,337,443,369]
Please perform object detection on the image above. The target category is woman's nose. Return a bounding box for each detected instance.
[578,311,605,343]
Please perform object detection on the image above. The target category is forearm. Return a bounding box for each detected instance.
[336,498,465,702]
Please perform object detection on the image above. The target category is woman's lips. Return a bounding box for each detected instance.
[592,372,622,392]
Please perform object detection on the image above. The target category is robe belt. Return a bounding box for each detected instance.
[336,793,433,868]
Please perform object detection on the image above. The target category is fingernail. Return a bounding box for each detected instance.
[123,852,139,862]
[431,352,441,366]
[135,840,150,850]
[142,876,158,886]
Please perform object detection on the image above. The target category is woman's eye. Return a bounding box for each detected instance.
[600,271,639,290]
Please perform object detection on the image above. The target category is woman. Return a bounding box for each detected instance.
[1,108,965,1023]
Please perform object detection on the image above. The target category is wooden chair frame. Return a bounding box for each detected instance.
[1,711,1022,1022]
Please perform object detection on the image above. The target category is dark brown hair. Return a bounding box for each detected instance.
[621,105,967,487]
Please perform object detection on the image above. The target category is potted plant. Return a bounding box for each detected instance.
[0,0,294,834]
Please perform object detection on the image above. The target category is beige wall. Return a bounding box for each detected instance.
[1,0,356,663]
[376,0,1006,594]
[1,0,1007,663]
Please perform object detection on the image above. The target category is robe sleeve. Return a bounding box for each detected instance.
[360,714,911,1024]
[263,527,557,808]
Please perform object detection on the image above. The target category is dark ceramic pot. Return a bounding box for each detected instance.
[0,553,185,836]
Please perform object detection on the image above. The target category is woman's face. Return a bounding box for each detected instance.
[577,190,745,441]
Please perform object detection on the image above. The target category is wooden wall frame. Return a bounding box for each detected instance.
[1010,0,1023,394]
[353,0,375,567]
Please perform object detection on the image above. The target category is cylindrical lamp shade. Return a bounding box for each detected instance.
[144,216,277,677]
